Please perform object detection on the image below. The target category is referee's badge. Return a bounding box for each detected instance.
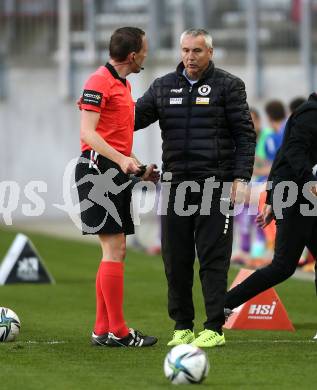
[198,85,211,96]
[82,90,103,107]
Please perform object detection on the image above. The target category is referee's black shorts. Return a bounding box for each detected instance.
[75,150,135,236]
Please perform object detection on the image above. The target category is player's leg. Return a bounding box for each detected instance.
[99,232,128,335]
[83,157,157,347]
[306,217,317,294]
[161,185,196,345]
[302,217,317,340]
[75,154,110,345]
[91,233,128,346]
[192,196,232,347]
[162,213,196,344]
[98,232,157,347]
[225,214,307,310]
[92,263,109,344]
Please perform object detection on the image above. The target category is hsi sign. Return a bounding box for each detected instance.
[224,269,295,331]
[248,301,277,319]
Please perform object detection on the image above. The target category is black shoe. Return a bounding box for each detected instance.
[91,332,109,346]
[106,328,158,347]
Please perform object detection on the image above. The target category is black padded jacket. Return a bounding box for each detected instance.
[135,61,256,183]
[266,93,317,204]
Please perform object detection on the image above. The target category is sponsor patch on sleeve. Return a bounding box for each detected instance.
[82,90,103,107]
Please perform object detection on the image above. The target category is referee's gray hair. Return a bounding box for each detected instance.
[180,28,213,48]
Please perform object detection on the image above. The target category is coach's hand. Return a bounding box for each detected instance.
[119,156,140,175]
[311,183,317,196]
[256,204,274,229]
[230,179,248,205]
[142,164,160,183]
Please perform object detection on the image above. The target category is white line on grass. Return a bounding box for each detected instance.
[24,341,66,344]
[232,340,316,344]
[19,340,316,345]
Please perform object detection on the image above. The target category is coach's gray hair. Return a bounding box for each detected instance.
[180,28,213,48]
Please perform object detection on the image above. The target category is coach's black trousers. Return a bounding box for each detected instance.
[161,183,233,332]
[225,207,317,310]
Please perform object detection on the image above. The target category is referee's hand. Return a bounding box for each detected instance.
[311,184,317,196]
[141,164,160,184]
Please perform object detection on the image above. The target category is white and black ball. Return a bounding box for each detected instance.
[164,344,209,384]
[0,307,21,342]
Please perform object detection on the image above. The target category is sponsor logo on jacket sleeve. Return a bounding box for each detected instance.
[82,90,103,107]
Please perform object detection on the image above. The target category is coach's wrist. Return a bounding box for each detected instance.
[234,178,248,185]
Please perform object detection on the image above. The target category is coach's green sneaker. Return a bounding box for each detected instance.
[191,330,225,348]
[167,329,195,346]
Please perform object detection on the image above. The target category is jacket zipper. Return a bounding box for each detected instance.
[184,85,193,178]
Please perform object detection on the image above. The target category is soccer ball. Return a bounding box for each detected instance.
[0,307,21,342]
[164,344,210,384]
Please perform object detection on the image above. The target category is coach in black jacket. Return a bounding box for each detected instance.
[225,93,317,313]
[135,29,256,347]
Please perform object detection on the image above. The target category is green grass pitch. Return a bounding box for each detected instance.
[0,227,317,389]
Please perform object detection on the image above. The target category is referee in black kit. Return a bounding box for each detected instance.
[225,93,317,314]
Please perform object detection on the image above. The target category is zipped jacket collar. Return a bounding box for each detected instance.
[176,61,215,83]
